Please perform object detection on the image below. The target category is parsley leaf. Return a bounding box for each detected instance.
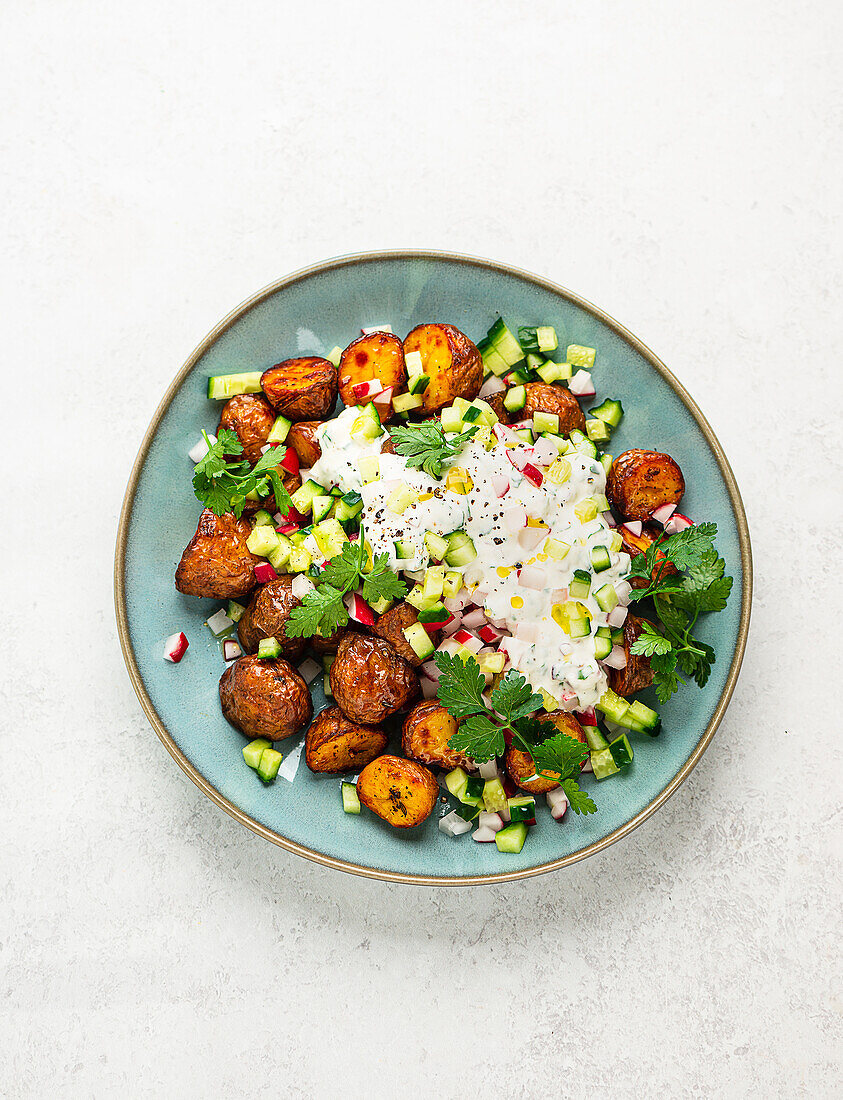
[286,585,347,638]
[561,778,598,816]
[490,669,544,724]
[432,650,487,718]
[320,540,365,592]
[530,730,589,780]
[192,430,293,519]
[389,421,479,478]
[649,649,681,703]
[448,714,506,762]
[629,622,673,658]
[361,553,408,604]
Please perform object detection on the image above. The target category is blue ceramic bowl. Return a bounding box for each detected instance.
[115,251,752,885]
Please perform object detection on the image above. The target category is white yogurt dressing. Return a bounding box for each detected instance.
[309,413,630,710]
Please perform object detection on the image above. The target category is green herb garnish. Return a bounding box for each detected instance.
[389,421,479,478]
[192,429,293,519]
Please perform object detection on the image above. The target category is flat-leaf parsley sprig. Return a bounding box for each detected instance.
[434,653,597,815]
[285,531,407,640]
[192,429,294,519]
[626,521,733,703]
[389,421,479,478]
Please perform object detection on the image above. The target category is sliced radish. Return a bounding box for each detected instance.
[254,562,278,584]
[163,632,189,663]
[352,378,384,401]
[502,503,527,533]
[442,615,463,637]
[491,473,511,498]
[650,502,677,526]
[189,433,216,463]
[580,757,593,773]
[478,811,504,833]
[439,810,472,837]
[509,418,534,432]
[665,512,693,535]
[277,522,299,536]
[547,788,569,820]
[615,579,632,605]
[361,324,392,334]
[518,564,546,591]
[607,605,628,628]
[518,525,546,553]
[602,645,628,669]
[460,607,488,630]
[222,638,242,662]
[420,660,442,682]
[621,520,643,538]
[531,436,560,466]
[443,590,469,612]
[575,708,597,726]
[479,375,506,398]
[471,825,498,842]
[559,689,579,708]
[278,504,306,527]
[506,447,531,472]
[297,657,321,683]
[206,608,234,636]
[343,592,375,626]
[568,370,595,397]
[277,446,299,476]
[478,624,504,644]
[437,636,463,656]
[291,575,315,600]
[522,463,543,487]
[453,629,483,654]
[372,385,394,416]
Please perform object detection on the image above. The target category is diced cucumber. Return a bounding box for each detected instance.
[290,479,327,515]
[342,782,361,814]
[512,428,533,444]
[533,410,560,434]
[480,344,511,377]
[256,747,283,783]
[462,775,485,805]
[582,725,608,751]
[326,346,343,367]
[358,454,380,483]
[423,531,449,562]
[386,484,420,514]
[207,371,263,400]
[392,391,424,414]
[594,635,613,659]
[246,525,280,557]
[536,360,573,383]
[589,398,624,428]
[267,415,291,444]
[596,688,631,725]
[601,453,614,475]
[586,419,612,444]
[394,538,416,560]
[440,405,464,433]
[487,318,524,367]
[611,628,624,644]
[422,565,446,600]
[417,602,449,625]
[257,637,281,658]
[482,779,507,814]
[268,535,293,571]
[287,545,312,572]
[495,822,528,853]
[569,570,591,599]
[454,802,482,822]
[402,622,435,661]
[568,617,591,639]
[445,532,477,568]
[574,438,599,459]
[590,747,620,780]
[443,570,463,598]
[591,545,611,573]
[627,700,661,736]
[311,495,334,523]
[350,402,383,440]
[608,734,634,768]
[407,373,430,395]
[312,518,347,559]
[227,599,246,623]
[242,739,271,769]
[368,596,393,615]
[566,344,596,368]
[445,767,470,801]
[335,491,363,522]
[507,796,536,823]
[462,404,482,423]
[252,509,275,527]
[503,385,526,413]
[545,538,571,560]
[405,585,437,612]
[594,583,619,613]
[536,326,558,353]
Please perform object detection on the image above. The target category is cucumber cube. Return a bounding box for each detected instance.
[256,747,283,782]
[495,822,528,853]
[242,739,271,769]
[566,345,596,369]
[207,371,263,400]
[341,782,361,814]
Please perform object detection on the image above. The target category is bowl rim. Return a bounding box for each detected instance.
[114,249,753,886]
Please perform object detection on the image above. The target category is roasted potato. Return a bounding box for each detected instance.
[607,449,685,522]
[356,755,439,828]
[373,602,423,667]
[522,383,586,436]
[402,700,472,770]
[304,706,388,773]
[484,390,509,424]
[504,712,586,794]
[241,472,301,518]
[286,420,323,468]
[237,576,306,660]
[403,323,482,414]
[608,613,656,697]
[260,357,338,421]
[219,655,313,741]
[338,331,406,412]
[217,393,276,466]
[308,626,347,656]
[329,633,419,724]
[619,522,679,590]
[174,509,260,599]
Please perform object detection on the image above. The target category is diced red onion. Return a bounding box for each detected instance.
[518,525,546,552]
[607,605,628,628]
[665,512,694,535]
[163,632,189,663]
[650,502,677,526]
[361,324,392,334]
[420,660,442,681]
[188,433,216,463]
[222,638,242,662]
[568,370,595,397]
[615,580,632,605]
[439,810,472,837]
[602,645,628,669]
[461,607,487,630]
[206,608,234,636]
[297,657,321,683]
[442,615,463,637]
[471,825,498,843]
[479,375,506,398]
[478,811,504,833]
[518,564,546,591]
[291,574,315,600]
[621,520,643,538]
[602,511,617,527]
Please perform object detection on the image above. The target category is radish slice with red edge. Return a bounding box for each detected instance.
[568,370,595,397]
[222,638,241,662]
[575,708,597,726]
[478,811,504,832]
[361,324,392,334]
[621,520,643,538]
[254,562,278,584]
[518,564,546,591]
[665,512,693,535]
[602,645,628,670]
[478,375,506,398]
[491,473,510,498]
[547,788,569,820]
[277,447,299,476]
[478,759,501,780]
[471,825,498,842]
[343,592,375,626]
[291,574,315,600]
[352,378,384,401]
[607,605,628,628]
[163,632,189,663]
[522,463,543,487]
[650,502,677,525]
[460,607,487,630]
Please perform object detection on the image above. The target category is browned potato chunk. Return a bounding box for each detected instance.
[237,576,305,660]
[618,522,679,590]
[308,626,347,656]
[608,613,656,697]
[219,655,313,741]
[329,633,419,724]
[286,420,323,467]
[403,323,482,413]
[217,393,276,466]
[607,449,685,522]
[402,700,471,770]
[484,390,510,424]
[175,509,260,599]
[260,357,337,421]
[373,602,423,667]
[338,332,407,412]
[504,712,586,793]
[304,707,388,773]
[522,383,586,436]
[356,755,439,828]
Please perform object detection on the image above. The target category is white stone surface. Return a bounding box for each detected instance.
[1,2,841,1096]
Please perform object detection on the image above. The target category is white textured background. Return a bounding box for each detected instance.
[1,2,841,1097]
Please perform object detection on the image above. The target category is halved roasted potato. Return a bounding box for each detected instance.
[356,755,439,828]
[286,420,323,467]
[504,712,586,793]
[260,357,338,421]
[304,706,388,773]
[219,655,313,741]
[175,509,261,599]
[403,323,482,413]
[237,576,305,660]
[607,450,685,522]
[618,522,679,589]
[338,331,406,412]
[217,393,276,466]
[522,383,585,436]
[373,602,422,667]
[608,613,656,697]
[329,633,419,724]
[402,700,471,770]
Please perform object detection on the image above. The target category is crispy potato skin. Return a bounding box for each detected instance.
[522,383,586,436]
[608,613,656,696]
[260,357,338,421]
[607,450,685,522]
[308,626,347,656]
[219,655,313,741]
[304,707,388,773]
[338,332,406,412]
[402,700,471,770]
[286,420,323,467]
[619,523,679,589]
[175,509,260,599]
[403,324,482,413]
[217,394,276,467]
[329,633,419,724]
[484,390,510,424]
[379,433,396,455]
[356,755,439,828]
[237,576,306,660]
[373,602,422,667]
[504,712,586,793]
